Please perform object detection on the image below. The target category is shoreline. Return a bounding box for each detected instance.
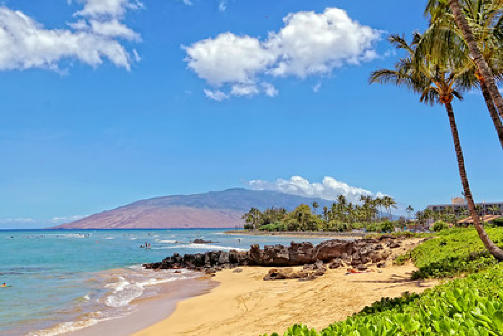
[135,239,437,336]
[67,276,216,336]
[225,230,366,239]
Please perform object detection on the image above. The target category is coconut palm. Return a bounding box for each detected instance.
[446,0,503,123]
[370,33,503,260]
[424,0,503,149]
[488,205,501,215]
[406,205,415,220]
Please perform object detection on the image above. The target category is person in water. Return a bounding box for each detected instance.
[1,283,7,288]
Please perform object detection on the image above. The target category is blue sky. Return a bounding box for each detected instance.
[0,0,502,228]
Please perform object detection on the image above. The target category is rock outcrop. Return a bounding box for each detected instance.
[143,237,401,281]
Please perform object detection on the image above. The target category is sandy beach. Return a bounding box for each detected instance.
[225,230,366,240]
[135,240,437,336]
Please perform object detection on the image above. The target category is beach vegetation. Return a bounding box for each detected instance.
[369,5,503,260]
[395,227,503,278]
[433,220,450,232]
[242,196,414,233]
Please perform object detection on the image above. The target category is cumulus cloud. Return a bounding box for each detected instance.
[0,1,141,71]
[75,0,143,18]
[185,33,276,86]
[185,8,381,100]
[249,176,375,203]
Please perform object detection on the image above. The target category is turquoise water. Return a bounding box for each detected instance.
[0,229,326,336]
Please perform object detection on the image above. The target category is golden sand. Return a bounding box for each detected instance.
[135,239,437,336]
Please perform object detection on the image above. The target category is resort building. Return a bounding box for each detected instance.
[427,198,503,215]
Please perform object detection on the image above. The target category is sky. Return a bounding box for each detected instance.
[0,0,502,228]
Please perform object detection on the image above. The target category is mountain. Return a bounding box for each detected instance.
[53,188,333,229]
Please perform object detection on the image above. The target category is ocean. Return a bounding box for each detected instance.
[0,229,327,336]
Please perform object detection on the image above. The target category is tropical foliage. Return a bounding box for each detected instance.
[242,195,401,232]
[370,0,503,260]
[395,227,503,278]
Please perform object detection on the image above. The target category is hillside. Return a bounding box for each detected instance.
[53,188,333,229]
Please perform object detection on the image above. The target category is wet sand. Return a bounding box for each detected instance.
[69,277,216,336]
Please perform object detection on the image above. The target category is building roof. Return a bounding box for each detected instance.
[457,215,502,225]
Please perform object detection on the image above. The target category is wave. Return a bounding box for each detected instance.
[157,239,177,244]
[27,312,116,336]
[156,243,247,252]
[103,273,185,308]
[32,233,90,239]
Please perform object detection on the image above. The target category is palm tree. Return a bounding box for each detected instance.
[241,208,262,230]
[370,33,503,260]
[375,197,384,220]
[312,201,319,215]
[380,195,397,219]
[487,205,500,215]
[406,205,415,220]
[424,0,503,149]
[446,0,503,123]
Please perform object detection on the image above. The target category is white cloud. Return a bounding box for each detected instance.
[75,0,143,18]
[262,82,278,97]
[313,82,322,93]
[185,8,381,100]
[185,33,276,86]
[249,176,375,203]
[51,215,86,224]
[204,88,229,101]
[231,84,259,96]
[0,1,141,72]
[89,19,140,40]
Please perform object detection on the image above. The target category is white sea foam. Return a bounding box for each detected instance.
[104,237,115,240]
[157,239,177,244]
[43,233,89,239]
[103,275,181,308]
[160,243,247,252]
[27,314,116,336]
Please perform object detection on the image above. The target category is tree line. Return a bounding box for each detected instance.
[242,195,400,232]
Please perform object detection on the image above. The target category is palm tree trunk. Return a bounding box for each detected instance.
[448,0,503,121]
[444,102,503,260]
[480,81,503,150]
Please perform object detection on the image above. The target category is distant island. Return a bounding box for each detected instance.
[52,188,333,229]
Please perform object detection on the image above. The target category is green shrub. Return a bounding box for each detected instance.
[491,217,503,227]
[396,227,503,278]
[433,220,449,232]
[379,220,394,233]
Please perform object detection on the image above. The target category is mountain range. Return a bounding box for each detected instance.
[54,188,334,229]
